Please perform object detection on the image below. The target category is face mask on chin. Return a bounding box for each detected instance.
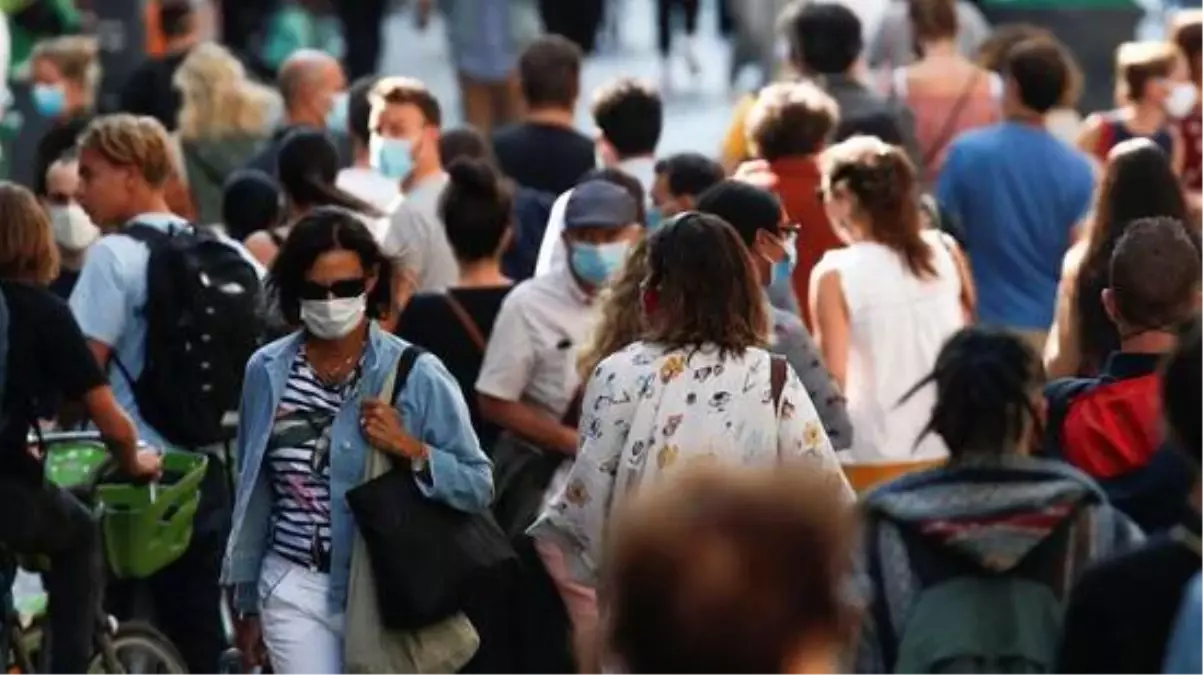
[300,294,367,340]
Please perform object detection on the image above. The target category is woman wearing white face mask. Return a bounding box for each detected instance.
[222,207,493,674]
[43,154,99,300]
[1077,40,1194,177]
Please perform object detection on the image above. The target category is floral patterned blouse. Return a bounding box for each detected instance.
[530,341,854,585]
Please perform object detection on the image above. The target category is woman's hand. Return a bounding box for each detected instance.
[360,398,428,461]
[234,614,266,671]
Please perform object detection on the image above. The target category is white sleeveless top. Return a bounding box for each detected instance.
[816,230,964,464]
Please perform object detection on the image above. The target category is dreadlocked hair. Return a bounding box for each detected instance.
[898,327,1045,456]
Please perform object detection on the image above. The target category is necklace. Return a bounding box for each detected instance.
[306,339,365,386]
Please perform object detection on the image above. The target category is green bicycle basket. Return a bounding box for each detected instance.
[44,442,208,579]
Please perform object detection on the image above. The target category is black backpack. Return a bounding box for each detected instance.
[118,223,264,448]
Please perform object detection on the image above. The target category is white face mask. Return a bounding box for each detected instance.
[299,294,367,340]
[1166,83,1199,119]
[49,202,99,251]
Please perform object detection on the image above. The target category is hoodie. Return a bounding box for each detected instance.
[854,455,1143,673]
[182,135,270,227]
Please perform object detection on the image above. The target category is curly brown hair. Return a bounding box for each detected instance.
[746,81,839,161]
[821,136,935,279]
[579,237,650,379]
[642,213,769,356]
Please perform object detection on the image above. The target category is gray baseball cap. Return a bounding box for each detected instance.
[564,180,638,230]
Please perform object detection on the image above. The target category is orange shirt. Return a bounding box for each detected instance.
[769,156,842,330]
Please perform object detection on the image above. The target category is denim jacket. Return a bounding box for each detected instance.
[221,323,494,614]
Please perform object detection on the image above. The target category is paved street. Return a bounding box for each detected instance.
[377,0,740,157]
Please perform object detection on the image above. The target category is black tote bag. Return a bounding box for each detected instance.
[346,346,517,631]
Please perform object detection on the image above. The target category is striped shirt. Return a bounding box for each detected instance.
[266,350,361,572]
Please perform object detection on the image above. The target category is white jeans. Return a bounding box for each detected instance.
[259,554,345,674]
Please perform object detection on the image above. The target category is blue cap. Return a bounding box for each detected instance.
[564,180,638,230]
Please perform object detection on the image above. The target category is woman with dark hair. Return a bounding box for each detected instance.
[222,207,493,674]
[855,327,1142,674]
[531,213,851,630]
[811,135,974,490]
[1044,138,1194,378]
[245,129,382,267]
[397,158,514,452]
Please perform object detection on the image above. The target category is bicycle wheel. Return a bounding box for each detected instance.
[87,620,188,674]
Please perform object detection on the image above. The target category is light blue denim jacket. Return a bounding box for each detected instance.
[221,323,494,614]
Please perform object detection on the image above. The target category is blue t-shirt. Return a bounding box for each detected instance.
[937,122,1095,330]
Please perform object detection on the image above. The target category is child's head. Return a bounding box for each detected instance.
[1104,217,1201,339]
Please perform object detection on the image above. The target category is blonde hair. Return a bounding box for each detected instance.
[578,238,650,379]
[31,35,100,107]
[175,42,278,139]
[79,114,176,188]
[0,182,59,285]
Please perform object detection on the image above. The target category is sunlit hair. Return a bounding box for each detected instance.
[0,182,59,285]
[1115,40,1182,104]
[820,135,934,279]
[642,213,769,356]
[578,237,650,379]
[604,463,856,673]
[31,35,100,107]
[78,114,176,188]
[175,42,279,140]
[1075,139,1192,372]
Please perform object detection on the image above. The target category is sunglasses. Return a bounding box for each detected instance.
[298,278,367,301]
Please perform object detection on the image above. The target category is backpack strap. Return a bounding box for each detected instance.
[770,355,788,411]
[921,70,984,171]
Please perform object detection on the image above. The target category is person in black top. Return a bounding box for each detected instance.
[30,35,98,198]
[1057,315,1202,674]
[0,182,161,674]
[397,158,514,453]
[493,36,595,196]
[116,0,200,132]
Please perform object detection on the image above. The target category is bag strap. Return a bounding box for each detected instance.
[443,292,486,351]
[389,346,425,406]
[770,355,788,411]
[921,71,983,170]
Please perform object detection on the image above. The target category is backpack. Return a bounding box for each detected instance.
[868,511,1082,674]
[118,223,265,448]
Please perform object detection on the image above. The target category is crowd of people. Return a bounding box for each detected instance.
[0,0,1201,673]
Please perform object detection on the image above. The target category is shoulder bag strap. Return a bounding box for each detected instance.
[922,70,984,170]
[443,292,487,352]
[770,355,788,411]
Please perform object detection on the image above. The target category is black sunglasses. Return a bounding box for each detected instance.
[298,278,366,301]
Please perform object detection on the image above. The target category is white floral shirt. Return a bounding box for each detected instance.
[530,341,854,585]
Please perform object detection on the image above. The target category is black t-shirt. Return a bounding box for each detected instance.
[396,286,512,453]
[492,122,596,195]
[0,282,106,478]
[1058,511,1202,673]
[117,50,190,132]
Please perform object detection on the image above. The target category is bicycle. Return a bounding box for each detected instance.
[2,431,208,674]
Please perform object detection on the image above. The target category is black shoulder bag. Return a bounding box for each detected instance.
[346,347,517,630]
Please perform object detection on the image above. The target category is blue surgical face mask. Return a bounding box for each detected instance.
[370,135,415,181]
[570,240,631,287]
[325,91,349,132]
[32,83,66,118]
[770,232,798,286]
[646,206,663,230]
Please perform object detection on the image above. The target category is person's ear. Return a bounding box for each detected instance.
[1101,288,1119,325]
[497,225,515,256]
[365,268,379,295]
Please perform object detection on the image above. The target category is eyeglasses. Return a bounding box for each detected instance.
[298,278,367,300]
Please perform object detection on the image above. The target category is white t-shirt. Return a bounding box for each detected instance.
[336,167,401,214]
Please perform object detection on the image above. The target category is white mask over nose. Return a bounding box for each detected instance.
[49,202,100,251]
[300,295,367,340]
